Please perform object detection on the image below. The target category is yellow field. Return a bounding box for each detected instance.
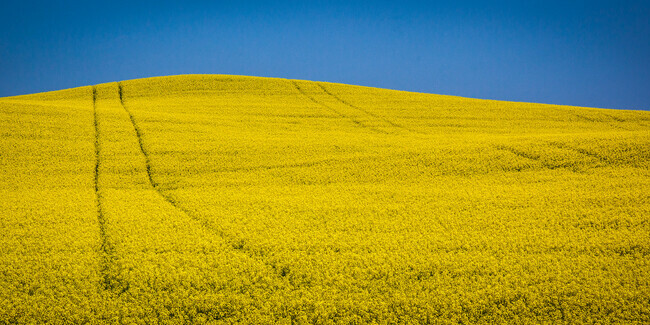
[0,75,648,323]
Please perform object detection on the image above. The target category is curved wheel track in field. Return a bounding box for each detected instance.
[546,141,610,164]
[315,82,422,134]
[493,144,561,170]
[290,80,388,134]
[116,82,296,281]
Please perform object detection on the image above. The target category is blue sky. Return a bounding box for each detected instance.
[1,0,649,110]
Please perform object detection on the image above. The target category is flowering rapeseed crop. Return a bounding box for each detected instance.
[0,75,648,323]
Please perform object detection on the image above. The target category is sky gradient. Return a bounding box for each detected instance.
[1,0,649,110]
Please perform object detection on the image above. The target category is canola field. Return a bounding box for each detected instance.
[0,75,649,323]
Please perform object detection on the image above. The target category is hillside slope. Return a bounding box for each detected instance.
[1,75,649,323]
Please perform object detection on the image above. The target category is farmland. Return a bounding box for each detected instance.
[0,75,649,323]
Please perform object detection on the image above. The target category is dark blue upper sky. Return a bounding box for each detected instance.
[1,0,649,109]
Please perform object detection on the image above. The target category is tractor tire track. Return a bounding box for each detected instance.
[117,82,294,281]
[92,86,124,294]
[214,156,365,174]
[546,141,610,164]
[290,80,388,134]
[494,144,559,170]
[494,145,543,163]
[575,113,632,131]
[316,82,425,134]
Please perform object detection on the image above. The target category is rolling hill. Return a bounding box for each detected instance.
[1,75,649,323]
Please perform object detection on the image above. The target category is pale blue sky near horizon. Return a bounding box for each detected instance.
[1,0,649,110]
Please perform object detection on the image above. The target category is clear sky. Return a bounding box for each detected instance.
[1,0,649,110]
